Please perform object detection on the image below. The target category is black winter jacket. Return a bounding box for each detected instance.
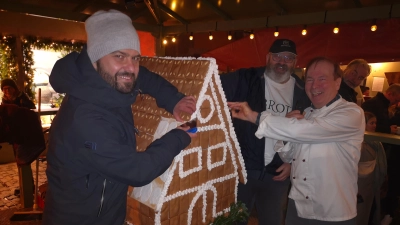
[338,80,357,103]
[220,67,310,174]
[42,48,191,225]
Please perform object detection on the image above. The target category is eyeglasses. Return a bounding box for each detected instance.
[270,53,296,63]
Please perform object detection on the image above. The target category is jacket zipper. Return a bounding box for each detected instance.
[97,179,106,217]
[86,174,89,189]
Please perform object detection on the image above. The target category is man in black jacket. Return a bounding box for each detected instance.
[42,10,196,225]
[338,59,371,104]
[362,83,400,225]
[220,39,310,225]
[361,84,400,134]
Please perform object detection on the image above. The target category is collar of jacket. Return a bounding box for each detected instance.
[311,94,341,109]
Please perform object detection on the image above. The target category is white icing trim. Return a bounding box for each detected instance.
[132,57,246,225]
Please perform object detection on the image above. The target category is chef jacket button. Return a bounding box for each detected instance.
[293,159,296,161]
[306,196,309,199]
[302,159,305,162]
[293,177,296,179]
[303,177,306,181]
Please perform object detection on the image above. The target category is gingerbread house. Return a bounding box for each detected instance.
[126,57,246,225]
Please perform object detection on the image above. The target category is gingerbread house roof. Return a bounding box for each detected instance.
[127,57,246,225]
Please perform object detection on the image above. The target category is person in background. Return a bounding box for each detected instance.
[356,112,387,225]
[1,78,36,199]
[339,59,371,104]
[378,103,400,225]
[362,84,400,225]
[228,57,365,225]
[360,86,370,97]
[42,10,196,225]
[1,78,36,109]
[220,39,310,225]
[362,84,400,134]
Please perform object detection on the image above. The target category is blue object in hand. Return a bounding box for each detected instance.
[187,127,198,133]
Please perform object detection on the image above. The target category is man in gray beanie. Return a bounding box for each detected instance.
[42,9,196,225]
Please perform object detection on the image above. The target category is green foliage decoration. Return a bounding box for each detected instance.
[22,36,84,99]
[209,201,249,225]
[0,36,18,84]
[0,35,84,100]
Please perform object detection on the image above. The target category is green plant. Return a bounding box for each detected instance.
[209,201,249,225]
[51,93,65,108]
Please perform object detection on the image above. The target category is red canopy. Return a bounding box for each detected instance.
[202,19,400,71]
[138,31,156,57]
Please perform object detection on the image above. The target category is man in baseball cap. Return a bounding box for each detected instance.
[220,38,309,225]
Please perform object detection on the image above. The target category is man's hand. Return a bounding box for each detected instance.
[286,110,305,119]
[176,125,197,138]
[173,96,196,122]
[273,163,291,181]
[227,102,258,123]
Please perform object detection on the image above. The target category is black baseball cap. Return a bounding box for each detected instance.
[269,39,297,55]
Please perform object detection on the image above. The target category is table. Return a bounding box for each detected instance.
[364,131,400,145]
[33,108,59,116]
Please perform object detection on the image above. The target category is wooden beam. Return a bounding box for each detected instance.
[164,4,398,35]
[73,0,98,13]
[157,0,189,25]
[144,0,162,25]
[271,0,287,15]
[201,0,232,20]
[0,1,89,22]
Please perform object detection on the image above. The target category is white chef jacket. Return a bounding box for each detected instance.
[256,97,365,221]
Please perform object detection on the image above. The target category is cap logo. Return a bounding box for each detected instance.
[282,40,290,47]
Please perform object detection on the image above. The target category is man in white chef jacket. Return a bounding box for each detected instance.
[228,56,365,225]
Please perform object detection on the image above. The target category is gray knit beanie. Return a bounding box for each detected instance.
[85,9,141,63]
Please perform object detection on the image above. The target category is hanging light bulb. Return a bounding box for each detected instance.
[371,19,377,31]
[274,27,279,37]
[249,30,254,39]
[163,38,167,45]
[228,31,232,40]
[189,32,193,40]
[172,37,176,43]
[333,23,339,34]
[302,25,307,36]
[209,32,213,40]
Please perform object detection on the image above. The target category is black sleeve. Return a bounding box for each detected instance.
[136,66,184,114]
[74,107,191,187]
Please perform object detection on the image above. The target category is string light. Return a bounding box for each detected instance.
[302,25,307,36]
[333,23,339,34]
[209,32,213,40]
[228,31,232,40]
[189,32,193,40]
[172,37,176,43]
[163,38,167,45]
[249,30,254,39]
[371,19,377,31]
[274,27,279,37]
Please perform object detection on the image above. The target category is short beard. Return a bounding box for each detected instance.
[265,62,292,83]
[96,61,136,94]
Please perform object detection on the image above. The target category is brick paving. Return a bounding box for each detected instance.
[0,162,47,211]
